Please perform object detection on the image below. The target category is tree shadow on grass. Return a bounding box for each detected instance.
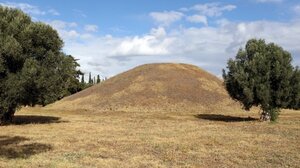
[195,114,257,122]
[13,115,66,125]
[0,136,52,159]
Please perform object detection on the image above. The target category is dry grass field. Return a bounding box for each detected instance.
[1,63,299,167]
[0,107,299,168]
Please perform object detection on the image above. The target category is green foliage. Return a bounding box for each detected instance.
[88,72,92,84]
[223,39,299,121]
[59,55,84,97]
[288,67,300,109]
[0,6,82,123]
[269,108,279,122]
[81,74,85,84]
[97,75,101,84]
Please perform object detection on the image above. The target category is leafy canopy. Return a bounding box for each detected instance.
[223,39,300,121]
[0,6,82,122]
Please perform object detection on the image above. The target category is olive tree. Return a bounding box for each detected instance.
[223,39,300,121]
[0,6,82,124]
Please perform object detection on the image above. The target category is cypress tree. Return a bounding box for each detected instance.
[81,74,85,84]
[97,75,101,83]
[88,72,92,84]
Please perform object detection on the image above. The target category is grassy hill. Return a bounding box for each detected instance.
[48,63,239,113]
[1,63,299,167]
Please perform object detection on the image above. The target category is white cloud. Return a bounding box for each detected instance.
[150,11,184,26]
[293,5,300,14]
[0,2,45,15]
[5,2,298,79]
[48,20,79,40]
[48,9,60,16]
[111,36,170,57]
[191,3,236,17]
[110,27,171,57]
[216,18,230,26]
[256,0,283,3]
[48,20,77,29]
[64,30,80,39]
[150,27,166,38]
[61,19,300,78]
[186,15,208,25]
[0,2,59,16]
[84,25,98,32]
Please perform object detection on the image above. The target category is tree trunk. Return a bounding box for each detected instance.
[260,110,271,121]
[260,108,280,121]
[0,107,16,125]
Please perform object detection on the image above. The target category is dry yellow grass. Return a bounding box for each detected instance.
[47,63,240,113]
[2,63,299,167]
[0,107,299,168]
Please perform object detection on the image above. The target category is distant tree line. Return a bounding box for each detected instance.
[80,72,107,88]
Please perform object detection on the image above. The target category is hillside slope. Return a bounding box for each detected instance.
[47,63,239,112]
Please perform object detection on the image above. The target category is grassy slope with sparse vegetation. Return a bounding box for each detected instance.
[0,107,299,168]
[47,63,240,113]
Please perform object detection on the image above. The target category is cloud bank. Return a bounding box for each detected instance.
[60,20,300,78]
[1,2,299,79]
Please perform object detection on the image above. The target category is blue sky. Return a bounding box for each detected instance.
[1,0,300,78]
